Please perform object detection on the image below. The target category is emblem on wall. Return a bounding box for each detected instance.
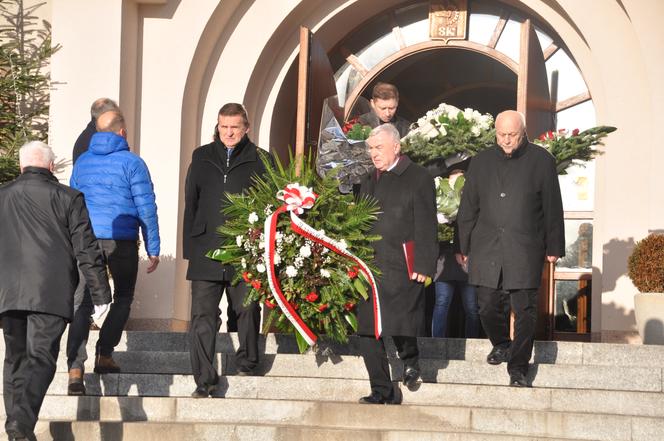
[429,0,468,42]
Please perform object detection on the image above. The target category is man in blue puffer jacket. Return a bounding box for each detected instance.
[67,110,160,388]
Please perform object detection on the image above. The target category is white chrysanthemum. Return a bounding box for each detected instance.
[338,239,348,251]
[299,245,312,258]
[274,254,281,265]
[294,256,304,268]
[259,241,265,249]
[470,125,481,137]
[248,212,259,224]
[286,265,298,278]
[264,204,273,215]
[320,268,331,278]
[236,235,243,247]
[434,176,441,189]
[256,263,266,273]
[241,258,247,269]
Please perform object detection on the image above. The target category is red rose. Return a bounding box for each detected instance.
[538,133,546,141]
[290,302,299,310]
[306,292,319,302]
[251,280,261,290]
[572,128,580,136]
[347,268,358,279]
[547,130,554,139]
[318,303,329,312]
[344,302,355,311]
[242,272,252,282]
[265,299,276,309]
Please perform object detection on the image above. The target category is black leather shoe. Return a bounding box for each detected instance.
[486,345,510,365]
[358,391,397,405]
[402,366,421,389]
[6,420,27,440]
[509,372,529,387]
[236,366,255,376]
[191,384,216,398]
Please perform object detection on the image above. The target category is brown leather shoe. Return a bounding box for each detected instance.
[94,355,121,374]
[67,368,86,395]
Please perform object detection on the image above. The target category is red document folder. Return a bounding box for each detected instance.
[403,240,415,278]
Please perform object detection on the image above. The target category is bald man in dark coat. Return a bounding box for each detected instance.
[457,110,565,387]
[356,124,437,404]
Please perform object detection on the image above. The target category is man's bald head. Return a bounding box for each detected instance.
[495,110,527,155]
[96,110,126,136]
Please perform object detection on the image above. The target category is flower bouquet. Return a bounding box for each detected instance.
[533,126,616,174]
[207,155,382,353]
[317,97,374,193]
[434,174,465,242]
[401,102,495,165]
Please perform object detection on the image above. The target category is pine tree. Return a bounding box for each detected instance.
[0,0,59,183]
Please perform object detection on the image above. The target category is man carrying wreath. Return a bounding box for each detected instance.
[356,124,438,404]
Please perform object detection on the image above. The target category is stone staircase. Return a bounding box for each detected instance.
[0,331,663,440]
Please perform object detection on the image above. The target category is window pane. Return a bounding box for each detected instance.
[554,279,591,332]
[468,13,500,46]
[557,220,593,269]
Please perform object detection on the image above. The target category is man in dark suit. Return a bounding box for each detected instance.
[356,124,438,404]
[357,82,410,138]
[0,141,111,441]
[72,97,119,163]
[183,103,272,398]
[457,110,565,387]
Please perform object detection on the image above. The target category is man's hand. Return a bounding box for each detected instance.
[546,255,559,263]
[147,255,160,273]
[92,303,109,321]
[455,253,467,266]
[411,272,428,283]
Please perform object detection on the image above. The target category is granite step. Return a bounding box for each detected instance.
[0,396,661,441]
[21,352,664,393]
[4,421,594,441]
[3,330,664,367]
[15,374,664,418]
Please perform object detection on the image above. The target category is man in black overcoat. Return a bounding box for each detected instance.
[0,141,111,441]
[356,124,437,404]
[457,110,565,387]
[72,97,119,163]
[183,103,272,398]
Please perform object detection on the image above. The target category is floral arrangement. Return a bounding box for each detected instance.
[342,117,372,141]
[533,126,616,174]
[434,174,465,242]
[401,102,495,164]
[317,99,375,193]
[207,156,381,352]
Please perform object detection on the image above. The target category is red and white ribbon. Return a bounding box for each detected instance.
[262,183,382,347]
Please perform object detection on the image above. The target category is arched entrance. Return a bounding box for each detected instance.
[265,0,596,341]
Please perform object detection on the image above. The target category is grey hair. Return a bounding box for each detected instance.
[91,97,119,120]
[19,141,55,169]
[368,123,401,144]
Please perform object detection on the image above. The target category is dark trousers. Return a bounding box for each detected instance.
[189,280,260,387]
[66,240,138,368]
[358,335,419,399]
[2,311,66,438]
[476,285,538,375]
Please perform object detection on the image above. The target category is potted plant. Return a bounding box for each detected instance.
[628,233,664,344]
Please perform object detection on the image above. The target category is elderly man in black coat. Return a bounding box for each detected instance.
[457,110,565,387]
[356,124,438,404]
[0,141,111,441]
[183,103,273,398]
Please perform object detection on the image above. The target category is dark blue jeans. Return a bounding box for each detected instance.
[66,240,138,368]
[432,280,480,338]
